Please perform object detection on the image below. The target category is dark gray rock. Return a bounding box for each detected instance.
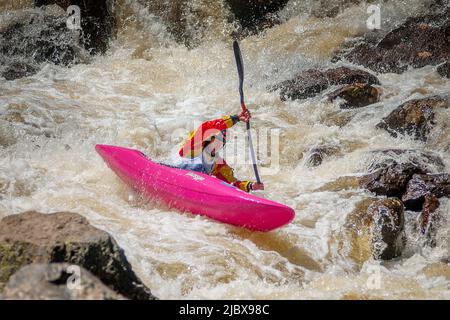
[225,0,289,34]
[0,211,156,300]
[1,263,125,300]
[271,67,380,101]
[34,0,116,54]
[0,11,85,80]
[1,63,38,81]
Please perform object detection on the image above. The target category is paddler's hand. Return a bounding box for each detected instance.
[250,182,264,191]
[238,109,251,123]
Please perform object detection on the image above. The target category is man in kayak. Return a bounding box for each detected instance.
[174,109,264,193]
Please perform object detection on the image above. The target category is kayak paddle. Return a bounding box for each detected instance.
[232,41,262,184]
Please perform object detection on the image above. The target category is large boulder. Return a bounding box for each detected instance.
[1,263,125,300]
[437,61,450,78]
[0,211,155,300]
[376,96,449,142]
[343,198,405,264]
[34,0,116,54]
[271,67,380,101]
[335,7,450,73]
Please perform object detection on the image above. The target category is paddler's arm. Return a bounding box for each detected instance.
[179,115,239,157]
[212,159,263,192]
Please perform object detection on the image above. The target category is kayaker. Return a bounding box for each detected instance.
[174,109,264,192]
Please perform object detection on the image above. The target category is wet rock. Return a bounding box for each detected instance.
[358,149,445,199]
[359,162,424,199]
[421,193,441,236]
[0,121,18,147]
[336,8,450,73]
[376,96,449,141]
[367,149,445,173]
[327,83,380,109]
[0,211,156,300]
[136,0,230,48]
[1,62,38,81]
[314,176,360,192]
[0,17,80,66]
[344,198,405,264]
[308,0,369,18]
[0,11,85,80]
[402,173,450,210]
[225,0,289,33]
[1,263,125,300]
[437,61,450,78]
[306,145,341,167]
[34,0,116,54]
[321,110,356,127]
[272,67,380,101]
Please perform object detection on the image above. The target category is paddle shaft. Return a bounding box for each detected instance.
[233,41,262,184]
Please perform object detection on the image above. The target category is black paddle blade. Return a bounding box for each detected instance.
[233,41,245,104]
[233,41,244,82]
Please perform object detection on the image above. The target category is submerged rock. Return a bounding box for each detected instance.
[344,198,405,264]
[136,0,231,47]
[0,211,155,300]
[308,0,372,18]
[34,0,116,54]
[367,149,445,172]
[314,176,360,192]
[1,263,125,300]
[0,121,18,147]
[327,83,380,109]
[376,96,449,142]
[0,11,85,80]
[335,7,450,73]
[437,61,450,78]
[1,1,116,80]
[1,62,39,81]
[305,145,342,167]
[272,67,380,101]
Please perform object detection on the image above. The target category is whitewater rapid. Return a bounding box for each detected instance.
[1,0,449,299]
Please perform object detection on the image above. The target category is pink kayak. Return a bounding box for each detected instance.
[95,144,295,231]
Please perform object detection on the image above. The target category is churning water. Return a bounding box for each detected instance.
[0,0,449,299]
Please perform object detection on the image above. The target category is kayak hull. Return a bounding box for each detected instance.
[95,144,295,231]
